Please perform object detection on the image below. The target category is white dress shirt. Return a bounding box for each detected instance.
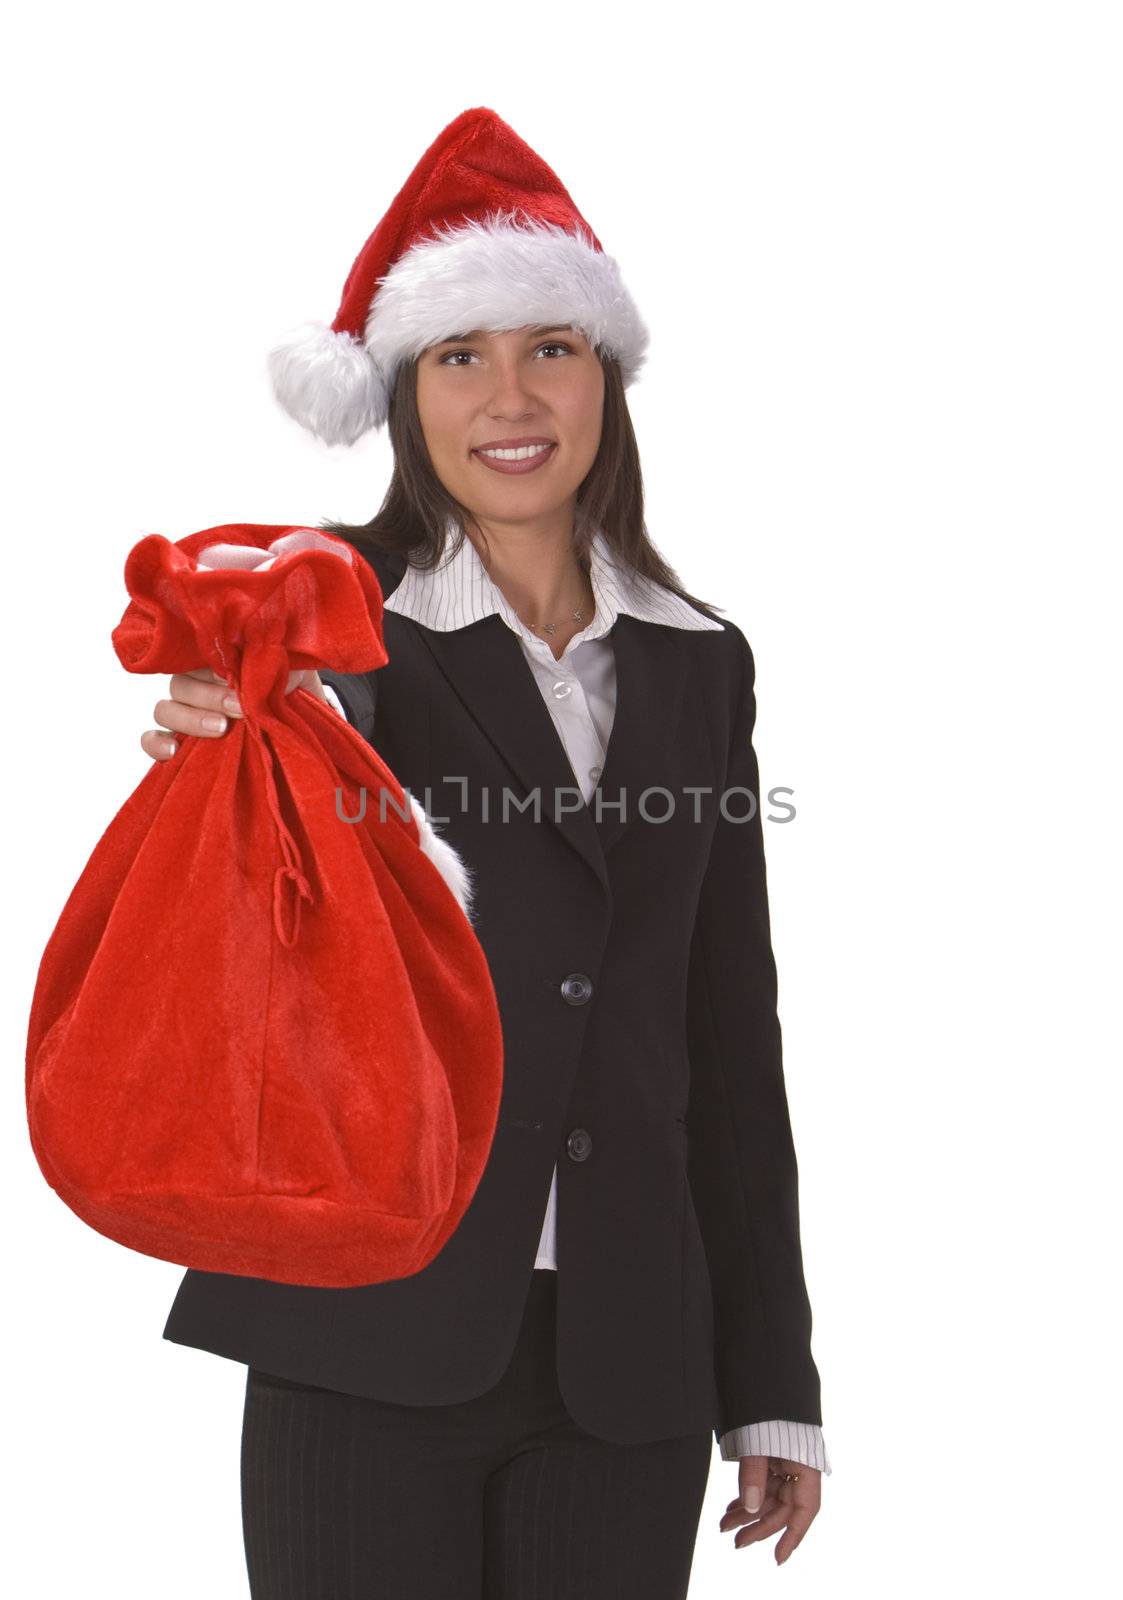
[323,525,831,1475]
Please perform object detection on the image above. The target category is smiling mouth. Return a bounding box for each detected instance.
[472,441,558,475]
[475,442,554,461]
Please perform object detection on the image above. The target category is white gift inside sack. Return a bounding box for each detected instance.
[195,530,351,572]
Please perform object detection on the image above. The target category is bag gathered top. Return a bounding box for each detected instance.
[25,521,505,1288]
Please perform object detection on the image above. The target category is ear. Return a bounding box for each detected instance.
[408,792,475,919]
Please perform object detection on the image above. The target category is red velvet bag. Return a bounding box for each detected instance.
[25,523,504,1288]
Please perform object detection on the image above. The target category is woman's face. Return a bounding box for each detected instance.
[414,324,605,530]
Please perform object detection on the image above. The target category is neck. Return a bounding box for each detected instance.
[465,510,595,644]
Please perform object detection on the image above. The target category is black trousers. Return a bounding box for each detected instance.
[240,1268,713,1598]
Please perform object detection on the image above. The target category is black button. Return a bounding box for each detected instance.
[566,1128,593,1162]
[560,973,593,1005]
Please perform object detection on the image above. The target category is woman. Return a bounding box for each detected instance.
[142,108,830,1596]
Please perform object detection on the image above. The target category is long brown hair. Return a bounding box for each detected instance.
[318,348,725,620]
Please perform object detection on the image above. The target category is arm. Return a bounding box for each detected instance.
[319,671,377,737]
[685,625,825,1446]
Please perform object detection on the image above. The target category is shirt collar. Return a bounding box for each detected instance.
[382,521,724,646]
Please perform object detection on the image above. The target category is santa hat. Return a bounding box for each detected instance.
[268,107,649,447]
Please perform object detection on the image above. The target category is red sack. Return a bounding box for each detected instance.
[25,523,504,1288]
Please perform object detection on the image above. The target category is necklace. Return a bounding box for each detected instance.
[519,569,596,636]
[522,602,588,637]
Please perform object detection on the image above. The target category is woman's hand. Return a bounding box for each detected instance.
[139,667,330,762]
[718,1456,821,1564]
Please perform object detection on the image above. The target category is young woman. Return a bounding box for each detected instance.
[140,108,830,1597]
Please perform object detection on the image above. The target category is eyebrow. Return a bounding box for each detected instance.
[432,323,575,347]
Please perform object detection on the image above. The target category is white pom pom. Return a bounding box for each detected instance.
[267,321,389,446]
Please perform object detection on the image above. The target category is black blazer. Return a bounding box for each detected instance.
[162,547,823,1446]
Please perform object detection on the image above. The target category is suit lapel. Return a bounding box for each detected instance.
[414,612,691,896]
[592,613,691,857]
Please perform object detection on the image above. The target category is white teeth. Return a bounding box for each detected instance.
[479,443,552,461]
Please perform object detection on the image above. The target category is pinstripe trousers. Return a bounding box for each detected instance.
[240,1269,713,1599]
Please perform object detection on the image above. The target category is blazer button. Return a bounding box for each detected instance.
[566,1128,593,1162]
[560,973,593,1005]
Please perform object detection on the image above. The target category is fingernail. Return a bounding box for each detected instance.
[202,713,227,732]
[742,1488,762,1513]
[223,695,242,715]
[164,740,178,758]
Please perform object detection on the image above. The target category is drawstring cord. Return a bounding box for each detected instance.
[214,639,313,949]
[246,718,315,949]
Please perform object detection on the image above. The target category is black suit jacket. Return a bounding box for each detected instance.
[162,547,823,1446]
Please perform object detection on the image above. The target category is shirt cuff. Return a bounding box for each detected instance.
[718,1420,832,1475]
[321,683,348,719]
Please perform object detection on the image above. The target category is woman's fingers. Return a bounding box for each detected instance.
[165,666,325,716]
[732,1503,789,1548]
[140,728,180,762]
[164,667,244,720]
[140,667,327,762]
[718,1488,781,1533]
[772,1503,817,1565]
[152,689,238,738]
[718,1461,821,1565]
[140,668,236,763]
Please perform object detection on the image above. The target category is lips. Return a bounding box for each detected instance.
[472,441,558,476]
[473,435,555,451]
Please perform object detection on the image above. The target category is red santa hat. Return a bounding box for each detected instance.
[268,107,649,447]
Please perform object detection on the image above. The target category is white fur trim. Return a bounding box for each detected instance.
[268,213,648,447]
[366,213,648,389]
[408,792,475,920]
[267,320,389,447]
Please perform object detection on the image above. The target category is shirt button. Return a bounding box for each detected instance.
[560,973,593,1005]
[566,1128,593,1162]
[588,765,602,781]
[551,679,572,700]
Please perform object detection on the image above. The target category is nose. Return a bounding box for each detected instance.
[484,354,539,419]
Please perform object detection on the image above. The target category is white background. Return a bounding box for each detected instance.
[5,2,1120,1594]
